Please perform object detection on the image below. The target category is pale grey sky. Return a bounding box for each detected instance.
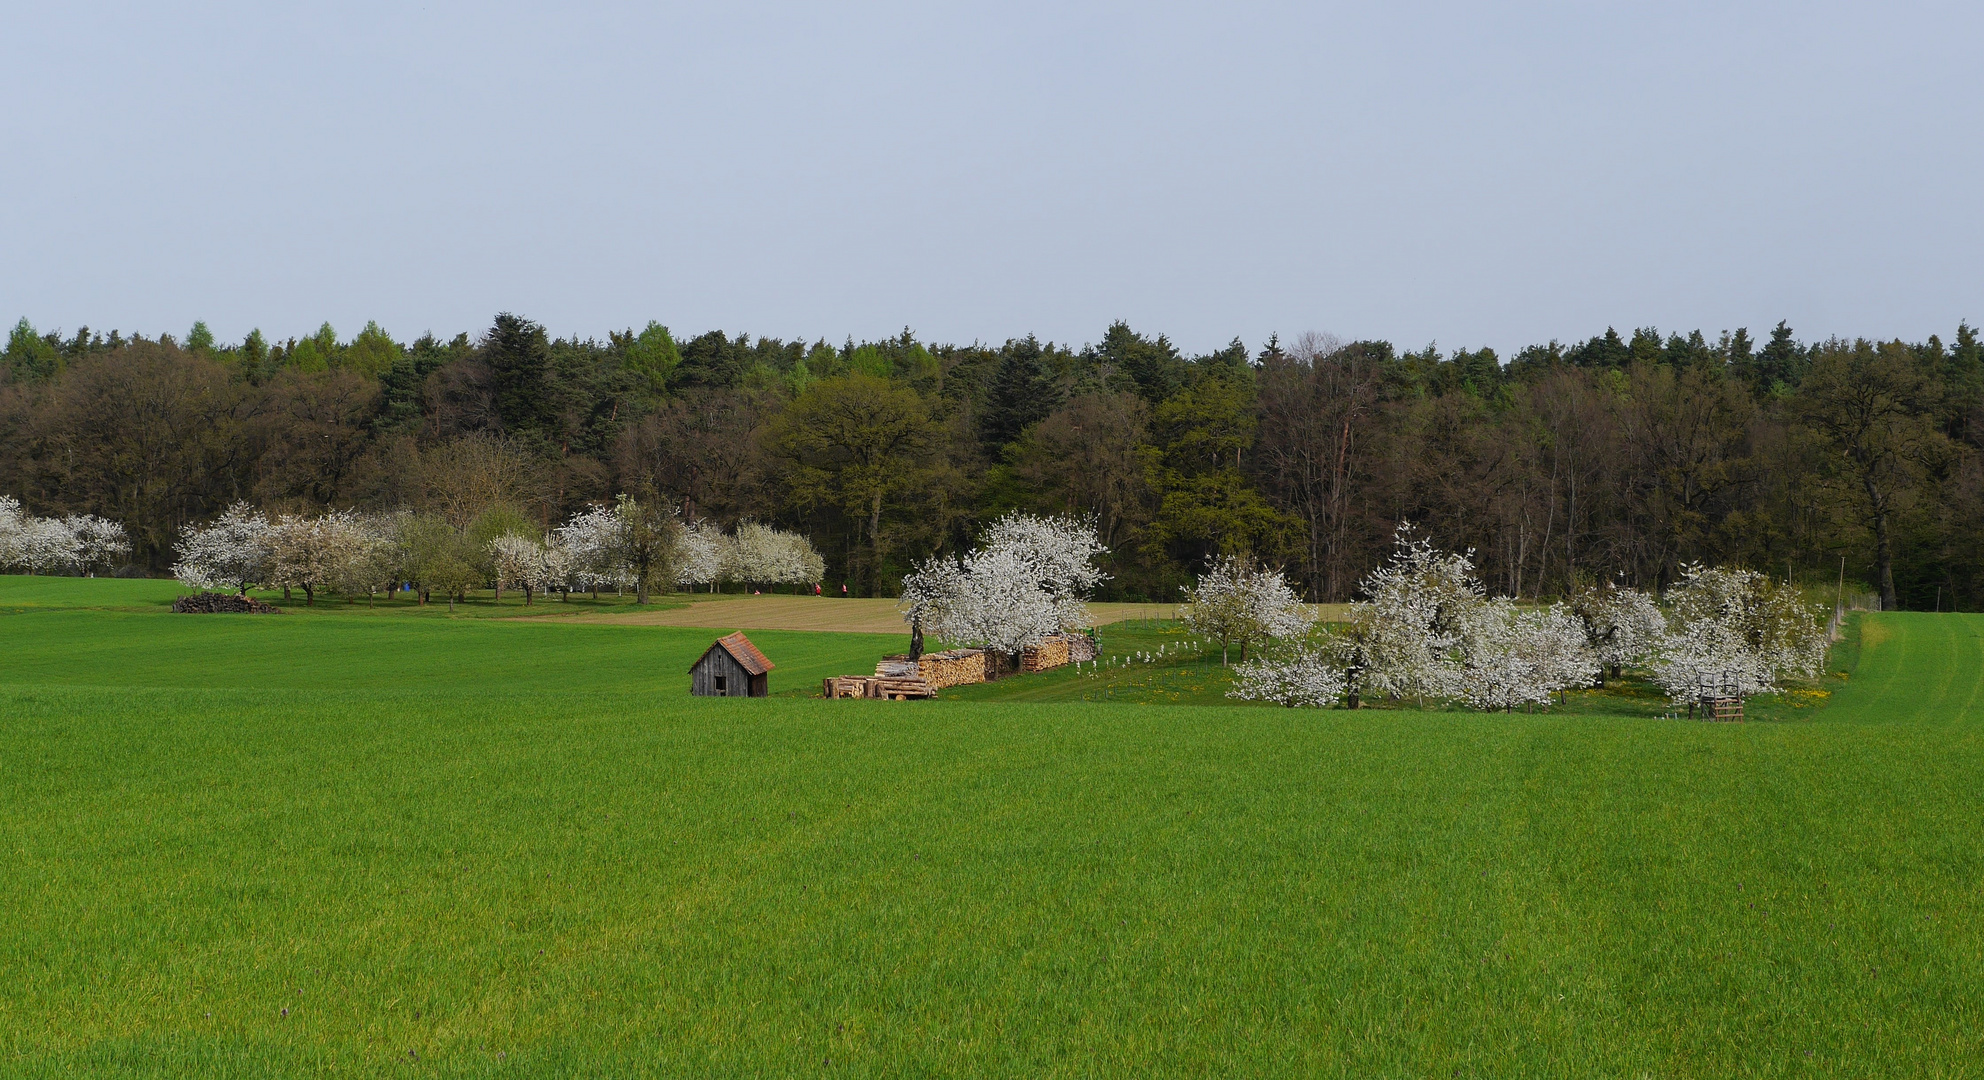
[4,1,1979,356]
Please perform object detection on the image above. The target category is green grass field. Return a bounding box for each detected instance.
[1,577,1979,1077]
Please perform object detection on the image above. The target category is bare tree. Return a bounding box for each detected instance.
[1010,390,1153,551]
[416,432,551,528]
[1254,333,1384,601]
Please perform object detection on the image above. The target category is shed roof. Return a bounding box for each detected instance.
[690,631,775,676]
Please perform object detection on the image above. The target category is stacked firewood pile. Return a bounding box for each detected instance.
[172,593,282,614]
[905,649,988,688]
[823,673,937,700]
[1018,633,1097,672]
[1021,636,1069,673]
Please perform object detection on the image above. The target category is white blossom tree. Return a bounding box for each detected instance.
[173,502,273,593]
[1568,582,1665,683]
[63,515,131,576]
[675,519,735,591]
[489,531,572,605]
[0,498,90,574]
[0,496,23,569]
[488,533,545,604]
[13,515,79,574]
[535,538,575,600]
[1228,642,1348,708]
[899,512,1108,658]
[552,504,629,598]
[1454,599,1598,712]
[1179,555,1314,665]
[778,528,826,590]
[1654,565,1827,705]
[1337,527,1483,706]
[326,512,400,603]
[733,522,826,591]
[266,510,369,606]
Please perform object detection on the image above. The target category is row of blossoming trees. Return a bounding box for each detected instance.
[894,513,1828,712]
[0,497,130,576]
[1211,528,1829,711]
[171,498,823,608]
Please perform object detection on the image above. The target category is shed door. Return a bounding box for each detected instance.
[714,674,729,696]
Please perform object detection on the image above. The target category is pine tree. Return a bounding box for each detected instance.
[980,336,1059,450]
[1945,322,1983,448]
[482,312,557,435]
[1754,320,1804,394]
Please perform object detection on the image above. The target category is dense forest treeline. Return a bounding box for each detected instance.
[3,313,1980,610]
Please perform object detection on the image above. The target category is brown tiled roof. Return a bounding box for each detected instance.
[702,631,774,675]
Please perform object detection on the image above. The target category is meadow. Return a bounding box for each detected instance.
[0,577,1979,1077]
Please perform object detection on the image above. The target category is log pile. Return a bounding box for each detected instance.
[904,649,988,688]
[1021,636,1069,673]
[172,593,282,614]
[1019,633,1097,673]
[822,675,938,700]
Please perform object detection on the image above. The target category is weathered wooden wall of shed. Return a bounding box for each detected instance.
[691,649,750,696]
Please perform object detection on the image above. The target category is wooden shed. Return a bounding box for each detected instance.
[689,632,775,697]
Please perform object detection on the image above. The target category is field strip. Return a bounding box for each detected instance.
[542,596,1207,634]
[544,597,1351,634]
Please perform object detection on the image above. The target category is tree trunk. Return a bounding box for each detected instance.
[303,583,313,606]
[1870,503,1898,611]
[868,492,885,597]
